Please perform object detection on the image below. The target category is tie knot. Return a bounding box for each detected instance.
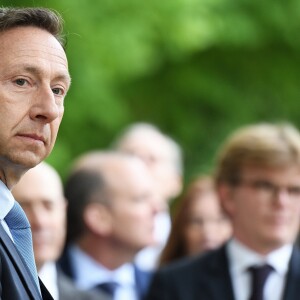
[249,264,274,282]
[5,201,30,230]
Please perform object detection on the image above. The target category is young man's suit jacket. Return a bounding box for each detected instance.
[0,224,53,300]
[145,243,300,300]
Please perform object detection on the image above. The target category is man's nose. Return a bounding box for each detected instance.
[29,86,62,123]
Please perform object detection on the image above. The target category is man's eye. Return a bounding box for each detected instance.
[15,78,27,86]
[254,181,273,190]
[52,87,64,95]
[288,187,300,196]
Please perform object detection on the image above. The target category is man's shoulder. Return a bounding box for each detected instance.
[158,245,227,278]
[289,245,300,272]
[144,245,233,300]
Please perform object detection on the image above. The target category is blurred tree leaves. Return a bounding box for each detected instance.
[4,0,300,181]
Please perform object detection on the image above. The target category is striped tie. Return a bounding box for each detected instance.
[5,201,40,291]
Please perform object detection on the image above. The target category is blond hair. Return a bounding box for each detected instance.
[215,122,300,185]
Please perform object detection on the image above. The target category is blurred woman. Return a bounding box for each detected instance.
[159,176,232,266]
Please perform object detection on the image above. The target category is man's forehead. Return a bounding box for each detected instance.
[240,164,300,179]
[0,26,68,64]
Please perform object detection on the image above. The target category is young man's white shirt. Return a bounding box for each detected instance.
[227,238,292,300]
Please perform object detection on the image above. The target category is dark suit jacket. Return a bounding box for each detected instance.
[58,246,153,300]
[145,244,300,300]
[0,224,53,300]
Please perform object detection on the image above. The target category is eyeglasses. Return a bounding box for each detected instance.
[187,216,228,228]
[235,178,300,200]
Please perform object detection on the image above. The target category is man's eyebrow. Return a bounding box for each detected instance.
[21,65,71,86]
[56,74,72,87]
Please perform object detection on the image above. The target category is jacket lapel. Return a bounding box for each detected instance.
[282,246,300,300]
[202,245,235,300]
[0,223,42,299]
[134,264,152,299]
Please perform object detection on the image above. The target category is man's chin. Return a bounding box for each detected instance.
[12,152,48,170]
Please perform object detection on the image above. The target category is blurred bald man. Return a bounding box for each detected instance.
[59,151,159,300]
[12,162,107,300]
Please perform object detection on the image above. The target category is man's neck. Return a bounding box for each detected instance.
[78,236,136,270]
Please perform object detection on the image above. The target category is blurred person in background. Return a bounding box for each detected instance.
[59,151,159,300]
[113,122,183,271]
[159,175,232,266]
[146,122,300,300]
[12,162,106,300]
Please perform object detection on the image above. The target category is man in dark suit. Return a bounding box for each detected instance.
[59,151,159,299]
[146,122,300,300]
[0,7,71,300]
[12,162,109,300]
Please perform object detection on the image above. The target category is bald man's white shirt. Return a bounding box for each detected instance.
[0,180,15,239]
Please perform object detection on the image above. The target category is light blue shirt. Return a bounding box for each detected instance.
[0,180,15,239]
[70,245,137,300]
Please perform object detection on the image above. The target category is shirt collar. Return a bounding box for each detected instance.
[38,262,59,300]
[0,180,15,219]
[227,238,293,276]
[70,244,135,290]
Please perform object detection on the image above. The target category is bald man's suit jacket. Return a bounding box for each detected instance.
[145,244,300,300]
[0,224,53,300]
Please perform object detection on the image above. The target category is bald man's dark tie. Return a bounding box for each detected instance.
[249,264,274,300]
[97,281,118,298]
[5,201,40,290]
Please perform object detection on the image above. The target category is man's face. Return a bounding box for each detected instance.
[0,26,70,170]
[12,165,66,270]
[119,134,180,201]
[107,160,158,253]
[222,165,300,254]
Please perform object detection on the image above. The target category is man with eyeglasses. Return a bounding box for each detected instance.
[146,122,300,300]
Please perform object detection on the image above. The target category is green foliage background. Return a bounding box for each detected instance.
[4,0,300,183]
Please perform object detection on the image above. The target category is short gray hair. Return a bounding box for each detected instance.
[113,122,183,175]
[0,7,66,48]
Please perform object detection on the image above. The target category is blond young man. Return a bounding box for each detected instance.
[146,122,300,300]
[59,151,159,300]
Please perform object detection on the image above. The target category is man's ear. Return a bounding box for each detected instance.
[169,174,183,200]
[83,202,113,236]
[62,197,68,212]
[217,182,235,217]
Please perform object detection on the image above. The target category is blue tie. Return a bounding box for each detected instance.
[5,201,40,290]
